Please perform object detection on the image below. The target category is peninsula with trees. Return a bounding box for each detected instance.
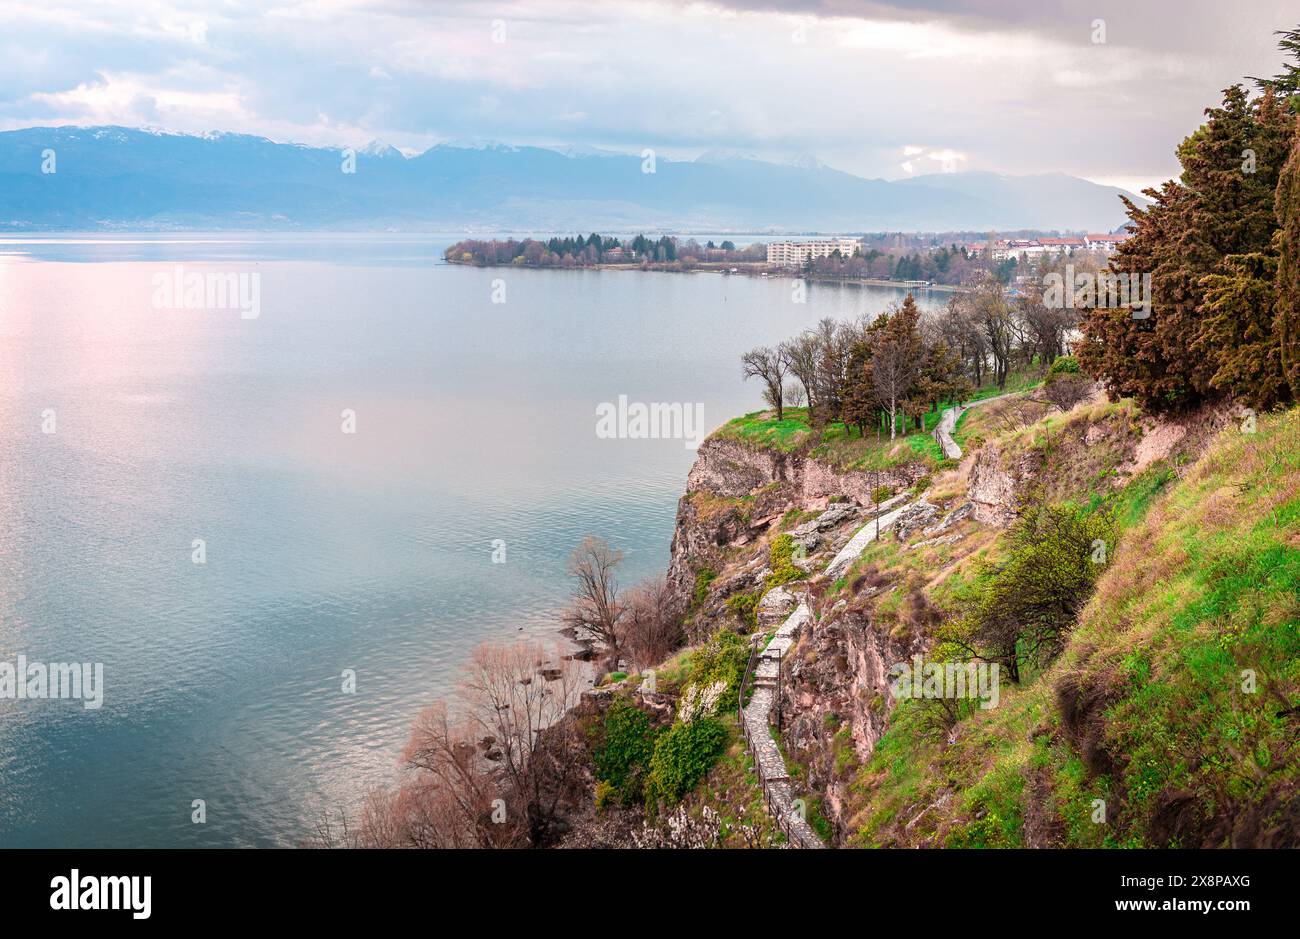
[443,230,1125,290]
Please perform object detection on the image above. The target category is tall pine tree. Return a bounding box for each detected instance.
[1277,121,1300,400]
[1079,84,1295,413]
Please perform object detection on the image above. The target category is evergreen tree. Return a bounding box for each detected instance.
[1251,27,1300,98]
[840,335,877,438]
[1079,84,1295,413]
[1197,248,1287,409]
[1278,122,1300,398]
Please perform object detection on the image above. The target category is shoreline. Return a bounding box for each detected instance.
[443,258,970,293]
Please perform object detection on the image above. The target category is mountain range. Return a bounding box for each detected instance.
[0,126,1145,233]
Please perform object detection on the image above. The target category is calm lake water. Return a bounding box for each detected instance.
[0,234,940,846]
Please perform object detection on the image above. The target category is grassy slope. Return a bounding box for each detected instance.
[849,407,1300,847]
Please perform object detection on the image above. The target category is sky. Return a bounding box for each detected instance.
[0,0,1295,192]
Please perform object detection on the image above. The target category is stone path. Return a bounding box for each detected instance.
[740,597,825,849]
[824,500,913,579]
[933,402,967,460]
[933,393,1007,461]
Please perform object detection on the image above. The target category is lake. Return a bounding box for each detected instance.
[0,234,940,846]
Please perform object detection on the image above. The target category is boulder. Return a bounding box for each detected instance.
[893,499,940,541]
[922,501,974,536]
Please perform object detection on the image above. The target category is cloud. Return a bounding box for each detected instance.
[0,0,1291,185]
[28,68,248,127]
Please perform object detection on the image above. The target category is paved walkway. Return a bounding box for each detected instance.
[740,597,825,849]
[933,402,967,460]
[933,392,1009,461]
[825,499,912,579]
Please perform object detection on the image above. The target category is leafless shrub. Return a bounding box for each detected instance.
[313,640,587,849]
[1042,372,1094,412]
[619,574,684,671]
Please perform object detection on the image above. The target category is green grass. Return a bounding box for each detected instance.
[718,366,1043,448]
[847,405,1300,848]
[714,369,1044,474]
[714,408,816,453]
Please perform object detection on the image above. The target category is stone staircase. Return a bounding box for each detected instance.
[739,597,825,849]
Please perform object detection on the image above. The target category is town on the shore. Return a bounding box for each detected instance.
[444,229,1132,289]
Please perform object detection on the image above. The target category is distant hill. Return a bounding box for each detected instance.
[0,126,1145,232]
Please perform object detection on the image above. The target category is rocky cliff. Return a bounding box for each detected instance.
[667,436,928,626]
[652,390,1238,845]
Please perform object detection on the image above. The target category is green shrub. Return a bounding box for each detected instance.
[593,699,660,806]
[1049,355,1080,375]
[687,626,752,713]
[727,590,760,627]
[806,794,835,843]
[647,716,729,805]
[765,533,802,588]
[955,497,1117,680]
[594,779,616,813]
[692,568,717,607]
[872,485,895,504]
[912,474,933,494]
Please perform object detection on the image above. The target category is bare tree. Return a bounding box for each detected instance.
[454,641,586,845]
[1041,372,1094,411]
[311,641,586,849]
[399,703,510,847]
[741,345,789,420]
[780,333,820,417]
[938,295,988,388]
[972,279,1014,390]
[563,536,624,664]
[992,396,1050,432]
[620,574,683,670]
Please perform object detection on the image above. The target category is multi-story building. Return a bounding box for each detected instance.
[1038,237,1087,255]
[988,234,1126,261]
[1084,233,1131,253]
[766,238,860,266]
[989,239,1044,262]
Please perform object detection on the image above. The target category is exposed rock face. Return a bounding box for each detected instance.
[775,606,926,844]
[924,501,974,535]
[788,502,860,553]
[685,439,924,504]
[964,399,1234,528]
[967,443,1039,526]
[683,439,790,497]
[667,437,926,612]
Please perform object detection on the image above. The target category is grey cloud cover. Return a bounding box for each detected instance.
[0,0,1294,190]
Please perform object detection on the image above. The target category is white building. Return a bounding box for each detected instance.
[766,238,860,266]
[1038,237,1087,255]
[989,239,1042,262]
[981,232,1131,263]
[1084,233,1131,253]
